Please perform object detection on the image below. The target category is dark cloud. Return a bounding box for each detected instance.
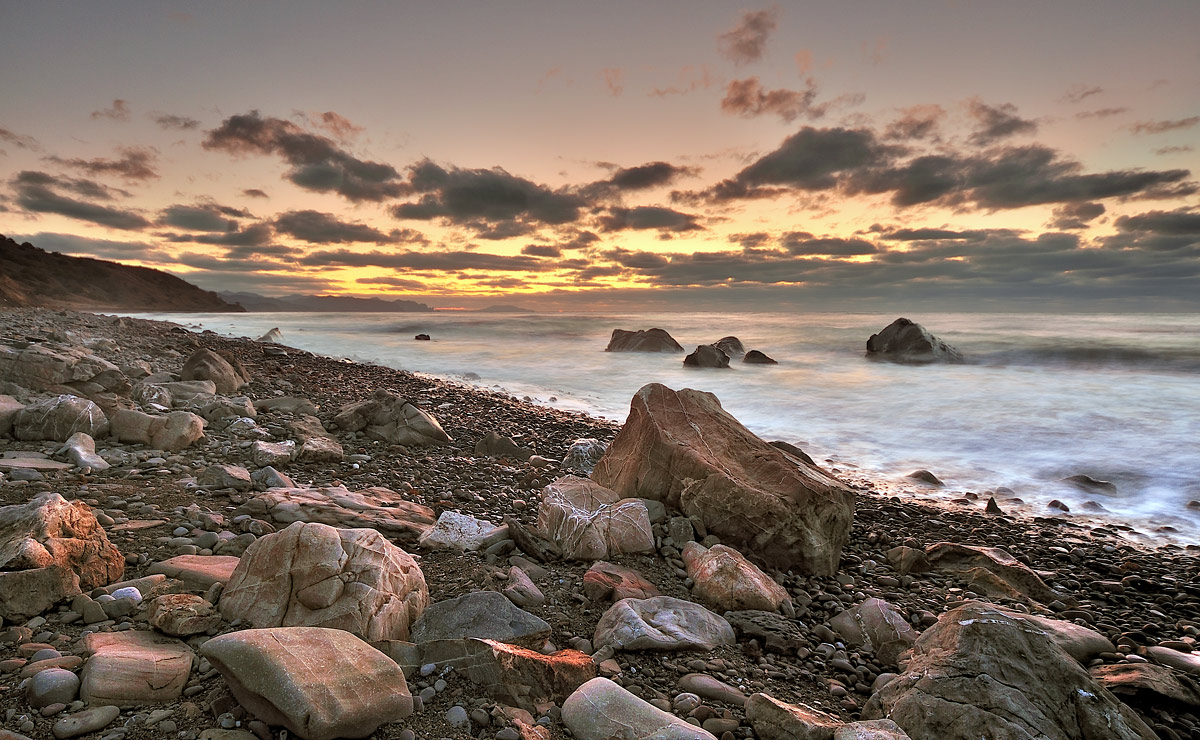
[0,128,38,151]
[884,105,946,141]
[223,243,300,260]
[781,233,875,255]
[173,268,337,296]
[595,162,697,192]
[471,220,537,240]
[1132,117,1200,135]
[355,276,427,291]
[46,147,159,181]
[728,232,771,248]
[1075,107,1129,120]
[602,248,670,269]
[241,188,269,198]
[159,204,239,232]
[300,249,549,272]
[599,206,702,232]
[522,244,561,257]
[151,113,200,130]
[1061,85,1103,104]
[1115,208,1200,237]
[720,77,820,122]
[880,228,988,242]
[11,170,150,230]
[12,170,129,201]
[162,223,274,247]
[297,111,363,141]
[274,209,415,245]
[203,111,406,202]
[8,232,164,261]
[1048,202,1105,230]
[718,7,778,65]
[391,160,584,232]
[1156,145,1194,156]
[555,230,600,250]
[967,99,1037,144]
[90,99,130,121]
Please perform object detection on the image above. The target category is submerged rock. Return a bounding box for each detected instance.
[865,318,962,363]
[712,336,746,358]
[743,349,778,364]
[683,344,731,368]
[605,328,684,353]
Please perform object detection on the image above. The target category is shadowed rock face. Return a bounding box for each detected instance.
[605,328,684,352]
[683,344,731,368]
[590,383,855,575]
[865,318,962,363]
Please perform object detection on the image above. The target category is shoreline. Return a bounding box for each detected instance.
[1,306,1198,739]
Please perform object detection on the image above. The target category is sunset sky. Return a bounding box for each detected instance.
[2,1,1198,310]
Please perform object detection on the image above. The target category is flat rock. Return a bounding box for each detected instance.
[1091,662,1200,707]
[239,486,435,544]
[594,596,735,652]
[582,561,661,603]
[410,591,551,648]
[418,510,506,551]
[0,457,72,471]
[682,542,790,613]
[201,626,412,740]
[562,677,715,740]
[536,475,654,560]
[80,630,192,707]
[148,555,240,590]
[1144,645,1200,677]
[746,692,841,740]
[51,705,121,740]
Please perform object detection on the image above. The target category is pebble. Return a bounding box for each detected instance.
[445,706,469,728]
[53,705,121,739]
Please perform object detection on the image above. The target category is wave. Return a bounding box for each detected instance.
[970,344,1200,373]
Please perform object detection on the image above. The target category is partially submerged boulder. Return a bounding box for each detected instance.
[605,328,684,353]
[220,522,429,642]
[180,348,250,394]
[865,318,962,363]
[333,389,452,446]
[591,383,854,575]
[536,475,654,560]
[13,394,109,441]
[712,336,746,358]
[744,350,778,364]
[683,345,731,368]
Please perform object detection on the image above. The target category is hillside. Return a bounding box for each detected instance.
[219,291,433,312]
[0,236,243,312]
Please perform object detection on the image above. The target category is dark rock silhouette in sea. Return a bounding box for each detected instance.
[683,345,730,368]
[712,336,745,359]
[743,350,777,364]
[414,334,431,341]
[604,328,683,353]
[866,318,962,363]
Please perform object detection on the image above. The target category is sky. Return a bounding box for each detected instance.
[1,1,1198,311]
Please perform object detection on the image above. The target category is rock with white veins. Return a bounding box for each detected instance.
[594,596,735,652]
[562,677,716,740]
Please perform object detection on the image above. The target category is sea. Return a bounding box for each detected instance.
[125,310,1200,545]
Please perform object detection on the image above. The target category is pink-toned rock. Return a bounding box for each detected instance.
[201,627,412,740]
[0,394,25,436]
[591,383,854,575]
[582,562,661,603]
[148,594,221,637]
[13,395,108,442]
[746,692,842,740]
[682,542,790,613]
[148,555,240,590]
[220,522,428,642]
[180,348,249,395]
[829,598,919,667]
[536,475,654,560]
[80,631,193,707]
[924,542,1063,605]
[238,486,435,544]
[333,389,451,447]
[109,409,205,452]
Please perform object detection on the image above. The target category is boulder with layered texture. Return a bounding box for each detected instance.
[201,627,412,740]
[536,475,654,560]
[605,328,684,352]
[0,344,117,391]
[333,388,452,446]
[0,493,123,619]
[13,394,109,441]
[238,485,436,544]
[682,542,790,613]
[862,600,1156,740]
[220,522,429,643]
[924,542,1063,605]
[865,318,962,363]
[180,348,250,394]
[79,631,193,707]
[594,596,734,652]
[591,383,854,575]
[109,408,205,451]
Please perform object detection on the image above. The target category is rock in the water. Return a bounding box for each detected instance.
[148,594,221,637]
[410,591,551,648]
[906,469,942,486]
[829,598,918,667]
[682,542,790,612]
[256,328,284,343]
[746,692,841,740]
[239,486,436,544]
[201,627,412,740]
[418,510,507,551]
[683,345,730,368]
[536,475,654,560]
[220,522,428,642]
[604,328,684,353]
[80,630,193,707]
[865,318,962,363]
[594,596,735,652]
[180,348,249,394]
[562,677,716,740]
[0,493,122,620]
[924,542,1062,605]
[560,438,608,475]
[333,388,452,446]
[109,409,205,451]
[862,600,1156,740]
[582,561,661,603]
[591,383,854,575]
[1062,474,1117,493]
[13,395,109,442]
[743,350,778,364]
[55,432,109,470]
[712,336,746,358]
[474,431,534,461]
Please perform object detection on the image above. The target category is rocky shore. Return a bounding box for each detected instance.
[1,307,1198,740]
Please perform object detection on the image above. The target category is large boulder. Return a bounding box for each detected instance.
[201,627,412,740]
[594,596,735,652]
[0,344,116,391]
[79,631,193,707]
[591,383,854,575]
[605,328,684,353]
[13,394,109,441]
[109,409,205,451]
[238,486,436,544]
[180,348,249,394]
[0,493,123,619]
[924,542,1063,605]
[865,318,962,363]
[563,678,717,740]
[712,336,746,358]
[862,600,1156,740]
[410,591,551,648]
[829,598,919,667]
[682,542,790,613]
[0,394,25,436]
[683,345,731,368]
[333,389,452,446]
[536,475,654,560]
[220,522,428,642]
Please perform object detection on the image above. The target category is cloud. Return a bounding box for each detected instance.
[203,111,406,202]
[880,228,988,242]
[649,66,717,97]
[599,206,702,232]
[8,232,164,261]
[298,111,363,141]
[718,7,778,65]
[0,128,38,151]
[1048,202,1105,230]
[355,276,427,291]
[522,244,561,257]
[46,147,159,181]
[390,160,584,232]
[11,170,150,230]
[241,188,269,198]
[1156,145,1194,156]
[728,232,771,248]
[1115,208,1200,236]
[1131,116,1200,135]
[884,105,946,141]
[151,112,200,130]
[274,209,416,245]
[720,77,821,122]
[161,223,274,247]
[159,204,240,232]
[90,99,130,121]
[1075,107,1129,120]
[11,170,129,200]
[584,161,698,200]
[554,229,600,250]
[174,268,338,295]
[1061,84,1103,104]
[602,68,624,96]
[781,233,876,255]
[300,249,550,272]
[967,98,1037,144]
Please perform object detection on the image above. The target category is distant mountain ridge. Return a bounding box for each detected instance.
[0,235,243,312]
[220,292,434,312]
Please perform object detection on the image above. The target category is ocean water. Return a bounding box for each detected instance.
[127,310,1200,543]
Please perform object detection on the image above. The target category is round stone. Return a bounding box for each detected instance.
[110,587,143,604]
[28,668,80,709]
[446,706,470,728]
